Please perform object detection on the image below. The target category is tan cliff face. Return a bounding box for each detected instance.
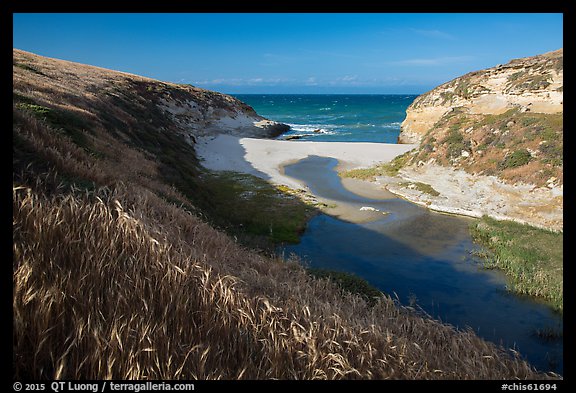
[399,49,563,144]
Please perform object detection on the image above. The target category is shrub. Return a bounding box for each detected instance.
[442,128,468,159]
[500,149,532,169]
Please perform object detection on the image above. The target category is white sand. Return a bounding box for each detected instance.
[195,134,417,190]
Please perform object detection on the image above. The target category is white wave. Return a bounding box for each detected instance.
[284,125,341,137]
[344,122,401,129]
[319,107,332,111]
[287,123,336,133]
[288,130,339,136]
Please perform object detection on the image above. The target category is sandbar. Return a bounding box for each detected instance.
[195,134,417,190]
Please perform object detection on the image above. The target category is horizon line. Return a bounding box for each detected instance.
[223,92,423,95]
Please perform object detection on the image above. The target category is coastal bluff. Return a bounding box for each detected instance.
[398,49,563,144]
[13,49,289,145]
[383,49,563,231]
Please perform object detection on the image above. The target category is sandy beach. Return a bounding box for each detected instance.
[195,134,417,190]
[195,134,562,231]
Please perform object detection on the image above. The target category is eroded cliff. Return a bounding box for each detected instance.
[399,49,562,144]
[387,50,563,230]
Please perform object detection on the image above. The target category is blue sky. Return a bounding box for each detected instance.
[13,13,563,94]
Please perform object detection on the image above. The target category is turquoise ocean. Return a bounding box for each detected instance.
[233,94,417,142]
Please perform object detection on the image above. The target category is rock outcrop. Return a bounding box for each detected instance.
[158,89,289,141]
[399,49,563,144]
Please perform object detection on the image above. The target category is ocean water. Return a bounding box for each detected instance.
[233,94,417,142]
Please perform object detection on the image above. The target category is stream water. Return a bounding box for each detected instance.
[280,155,563,375]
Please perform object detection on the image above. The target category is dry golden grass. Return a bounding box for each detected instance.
[13,182,550,379]
[13,48,556,380]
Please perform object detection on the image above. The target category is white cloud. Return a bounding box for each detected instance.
[305,76,318,86]
[193,74,423,88]
[193,77,295,86]
[326,75,360,86]
[339,75,358,82]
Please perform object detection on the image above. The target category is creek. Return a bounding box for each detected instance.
[281,155,563,375]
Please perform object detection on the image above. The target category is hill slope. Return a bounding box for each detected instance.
[399,49,562,144]
[398,49,562,188]
[14,49,289,141]
[13,49,551,379]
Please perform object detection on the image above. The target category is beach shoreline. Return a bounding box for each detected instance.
[195,134,417,191]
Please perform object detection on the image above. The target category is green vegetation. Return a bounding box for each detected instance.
[15,102,51,116]
[507,69,552,91]
[412,106,562,186]
[522,74,551,90]
[401,181,440,197]
[507,71,525,83]
[338,166,382,181]
[14,61,48,76]
[199,171,316,246]
[533,327,563,342]
[307,269,384,306]
[519,116,539,127]
[442,127,468,159]
[500,149,532,169]
[442,126,464,145]
[470,216,563,312]
[454,80,472,99]
[439,91,455,105]
[475,110,562,173]
[339,151,412,180]
[475,109,562,147]
[539,141,563,167]
[15,101,96,156]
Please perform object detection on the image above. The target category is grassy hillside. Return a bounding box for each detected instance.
[13,49,552,379]
[396,49,562,188]
[13,49,298,248]
[411,108,563,187]
[470,216,563,312]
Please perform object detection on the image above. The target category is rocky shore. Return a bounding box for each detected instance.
[365,161,563,232]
